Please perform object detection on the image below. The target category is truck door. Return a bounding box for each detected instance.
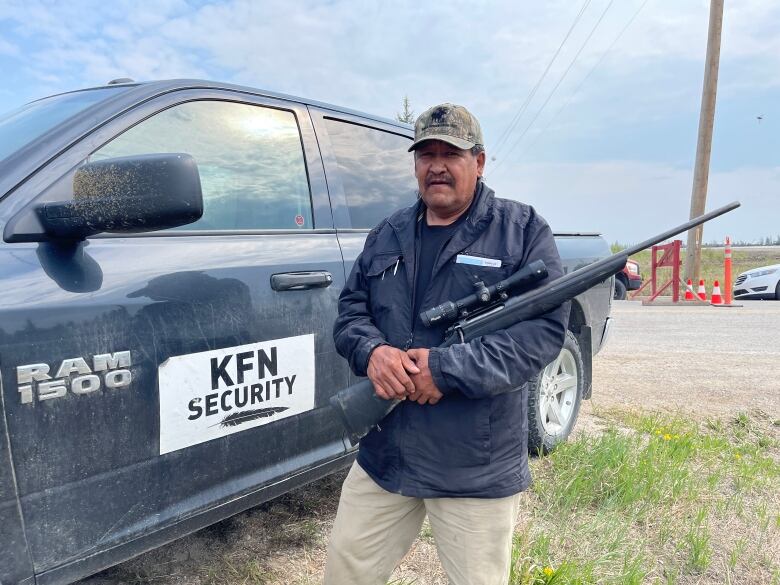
[0,384,34,585]
[0,91,350,578]
[309,107,418,352]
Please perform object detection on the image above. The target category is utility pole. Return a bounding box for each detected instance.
[685,0,724,284]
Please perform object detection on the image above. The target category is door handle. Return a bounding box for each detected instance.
[271,271,334,291]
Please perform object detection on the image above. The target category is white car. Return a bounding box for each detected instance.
[733,263,780,300]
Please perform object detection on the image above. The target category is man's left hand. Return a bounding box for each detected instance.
[405,348,443,405]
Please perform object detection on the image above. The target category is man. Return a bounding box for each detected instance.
[325,103,569,585]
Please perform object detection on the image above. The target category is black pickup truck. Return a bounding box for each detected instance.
[0,80,612,585]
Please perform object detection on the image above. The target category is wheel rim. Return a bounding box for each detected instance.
[539,348,578,434]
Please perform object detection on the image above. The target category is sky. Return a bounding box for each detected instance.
[0,0,777,245]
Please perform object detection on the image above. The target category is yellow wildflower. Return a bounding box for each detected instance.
[663,434,672,441]
[655,430,662,435]
[734,453,742,460]
[543,566,555,577]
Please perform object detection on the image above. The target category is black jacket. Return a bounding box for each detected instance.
[333,180,569,498]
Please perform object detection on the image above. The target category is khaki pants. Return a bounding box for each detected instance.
[324,462,522,585]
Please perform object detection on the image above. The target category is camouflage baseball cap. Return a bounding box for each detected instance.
[408,103,484,152]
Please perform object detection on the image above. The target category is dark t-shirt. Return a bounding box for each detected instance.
[413,213,466,325]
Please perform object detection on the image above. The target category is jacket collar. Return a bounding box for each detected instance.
[387,179,495,287]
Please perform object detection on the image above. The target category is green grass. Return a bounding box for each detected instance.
[509,410,780,584]
[682,508,711,573]
[419,519,434,541]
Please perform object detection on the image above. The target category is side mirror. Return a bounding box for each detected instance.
[6,153,204,242]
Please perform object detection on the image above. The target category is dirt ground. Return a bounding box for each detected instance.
[80,299,780,584]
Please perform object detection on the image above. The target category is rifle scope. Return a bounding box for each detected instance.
[420,259,548,328]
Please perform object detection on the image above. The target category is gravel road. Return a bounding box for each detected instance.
[583,299,780,422]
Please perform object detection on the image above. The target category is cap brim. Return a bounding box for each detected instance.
[408,134,475,152]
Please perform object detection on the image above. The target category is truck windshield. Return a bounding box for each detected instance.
[0,87,129,163]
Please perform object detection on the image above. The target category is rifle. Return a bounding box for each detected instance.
[330,201,741,445]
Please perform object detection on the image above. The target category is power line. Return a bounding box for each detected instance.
[492,0,592,158]
[492,0,615,173]
[491,0,615,175]
[514,0,652,160]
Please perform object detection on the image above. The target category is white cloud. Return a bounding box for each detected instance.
[0,0,777,242]
[3,0,778,112]
[488,160,778,245]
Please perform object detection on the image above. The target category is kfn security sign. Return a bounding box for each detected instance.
[158,335,315,454]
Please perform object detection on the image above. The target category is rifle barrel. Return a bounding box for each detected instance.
[622,201,740,257]
[330,200,742,444]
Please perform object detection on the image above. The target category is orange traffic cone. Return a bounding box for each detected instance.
[685,279,695,301]
[697,279,707,301]
[711,280,723,305]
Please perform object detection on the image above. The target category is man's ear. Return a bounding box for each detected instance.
[476,151,486,177]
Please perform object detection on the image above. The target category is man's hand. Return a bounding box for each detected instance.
[367,345,420,400]
[405,348,443,405]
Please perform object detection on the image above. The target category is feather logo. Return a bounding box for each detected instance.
[215,407,289,428]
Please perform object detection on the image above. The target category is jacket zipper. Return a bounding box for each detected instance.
[398,222,422,495]
[404,227,421,351]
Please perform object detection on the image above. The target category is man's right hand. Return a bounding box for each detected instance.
[367,345,420,400]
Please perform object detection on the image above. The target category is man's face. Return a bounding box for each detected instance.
[414,140,486,220]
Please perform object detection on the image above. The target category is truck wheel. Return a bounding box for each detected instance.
[527,330,583,455]
[614,278,627,300]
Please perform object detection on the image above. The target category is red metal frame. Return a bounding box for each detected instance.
[630,240,682,302]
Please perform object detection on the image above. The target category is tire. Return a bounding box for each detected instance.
[775,280,780,301]
[527,330,584,455]
[613,278,627,300]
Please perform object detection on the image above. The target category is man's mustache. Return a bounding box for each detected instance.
[425,175,454,188]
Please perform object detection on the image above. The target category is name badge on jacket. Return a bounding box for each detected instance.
[455,254,502,268]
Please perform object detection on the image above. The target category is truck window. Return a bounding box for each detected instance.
[0,87,128,163]
[91,101,313,230]
[323,119,416,229]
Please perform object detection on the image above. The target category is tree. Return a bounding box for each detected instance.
[396,96,415,124]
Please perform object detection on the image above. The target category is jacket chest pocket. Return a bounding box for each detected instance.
[367,252,407,315]
[368,252,404,278]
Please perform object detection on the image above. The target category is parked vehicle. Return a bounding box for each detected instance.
[0,79,612,585]
[613,259,642,299]
[733,263,780,300]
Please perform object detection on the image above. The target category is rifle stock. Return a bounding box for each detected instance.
[330,201,741,445]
